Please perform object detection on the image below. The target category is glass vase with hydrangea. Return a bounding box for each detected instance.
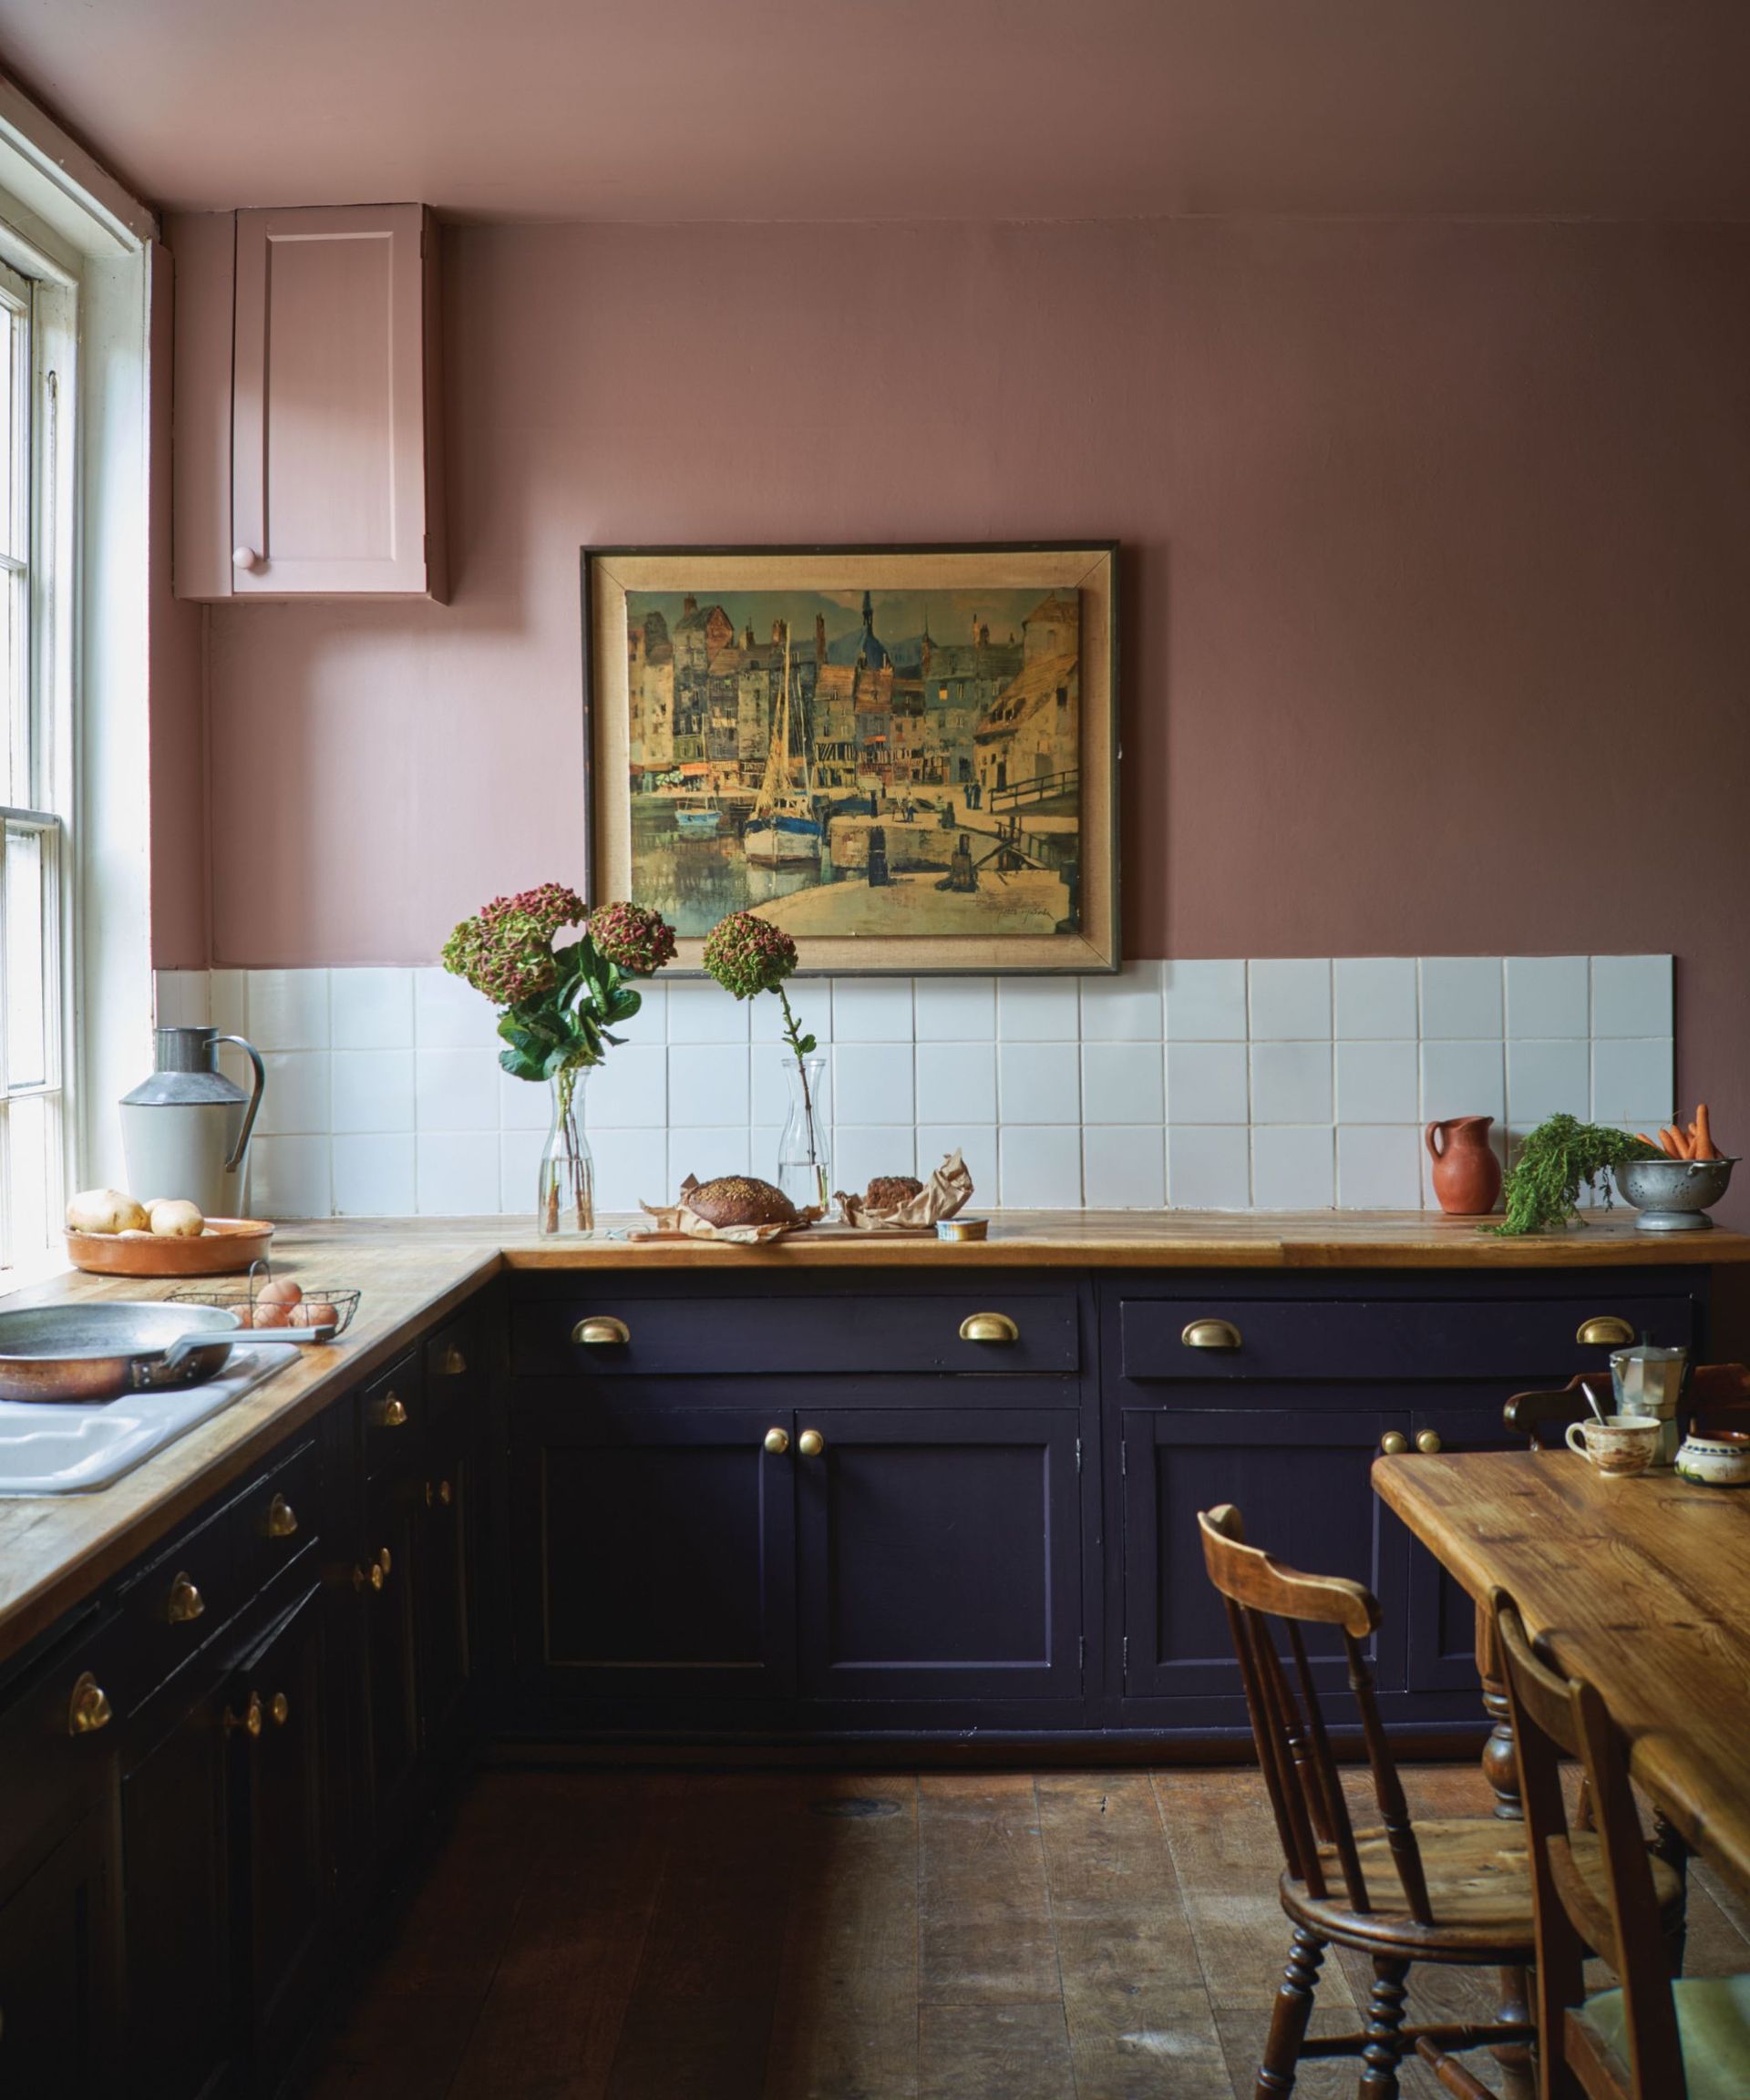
[441,885,677,1234]
[701,911,829,1213]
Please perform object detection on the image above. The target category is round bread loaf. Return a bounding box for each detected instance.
[865,1175,924,1210]
[684,1174,798,1228]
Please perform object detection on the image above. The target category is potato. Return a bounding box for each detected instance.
[67,1188,149,1235]
[146,1198,205,1240]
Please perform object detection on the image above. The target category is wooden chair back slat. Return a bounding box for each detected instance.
[1491,1588,1688,2099]
[1687,1361,1750,1435]
[1199,1505,1436,1923]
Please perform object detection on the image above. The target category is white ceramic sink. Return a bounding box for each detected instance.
[0,1346,293,1495]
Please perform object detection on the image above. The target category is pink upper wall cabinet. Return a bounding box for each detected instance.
[170,203,446,601]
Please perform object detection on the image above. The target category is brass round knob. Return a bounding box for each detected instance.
[1380,1432,1409,1456]
[269,1692,290,1728]
[67,1672,113,1736]
[225,1692,263,1739]
[1181,1318,1243,1351]
[1577,1316,1635,1349]
[573,1316,631,1347]
[440,1344,467,1375]
[1415,1429,1443,1455]
[378,1393,409,1427]
[376,1547,392,1580]
[353,1560,385,1593]
[798,1428,826,1458]
[959,1312,1019,1344]
[166,1570,206,1625]
[763,1427,790,1456]
[263,1493,299,1539]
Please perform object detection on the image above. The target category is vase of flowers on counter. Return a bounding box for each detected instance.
[441,885,677,1235]
[701,911,829,1213]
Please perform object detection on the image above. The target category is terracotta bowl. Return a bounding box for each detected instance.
[65,1217,275,1279]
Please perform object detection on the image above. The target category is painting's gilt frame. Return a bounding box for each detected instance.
[582,541,1120,974]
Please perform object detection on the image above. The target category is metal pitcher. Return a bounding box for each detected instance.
[118,1026,265,1219]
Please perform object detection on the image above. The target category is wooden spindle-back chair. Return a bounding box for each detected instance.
[1198,1503,1539,2099]
[1491,1589,1748,2100]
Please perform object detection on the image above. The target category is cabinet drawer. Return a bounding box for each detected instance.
[362,1351,424,1475]
[1119,1292,1696,1384]
[113,1438,323,1714]
[512,1292,1080,1377]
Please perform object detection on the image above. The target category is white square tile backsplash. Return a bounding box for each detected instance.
[170,955,1674,1216]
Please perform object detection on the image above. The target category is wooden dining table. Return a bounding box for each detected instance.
[1374,1446,1750,1892]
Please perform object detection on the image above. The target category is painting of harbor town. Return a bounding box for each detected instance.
[585,546,1119,972]
[622,582,1084,942]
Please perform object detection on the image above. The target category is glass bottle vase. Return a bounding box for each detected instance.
[538,1065,595,1237]
[776,1053,829,1214]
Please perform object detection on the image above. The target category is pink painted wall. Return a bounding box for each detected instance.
[181,217,1750,1203]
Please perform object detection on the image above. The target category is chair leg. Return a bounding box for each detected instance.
[1358,1956,1410,2099]
[1253,1925,1325,2099]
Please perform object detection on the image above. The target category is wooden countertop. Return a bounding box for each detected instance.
[0,1209,1742,1672]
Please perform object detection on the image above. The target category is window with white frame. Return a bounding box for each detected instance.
[0,246,70,1269]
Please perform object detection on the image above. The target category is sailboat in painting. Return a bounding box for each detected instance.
[744,628,822,867]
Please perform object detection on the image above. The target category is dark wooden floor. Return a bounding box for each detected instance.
[302,1763,1750,2100]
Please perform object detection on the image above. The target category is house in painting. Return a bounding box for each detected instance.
[973,593,1081,799]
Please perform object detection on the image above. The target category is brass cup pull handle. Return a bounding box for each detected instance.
[269,1692,291,1728]
[959,1312,1019,1344]
[440,1344,467,1375]
[1379,1432,1409,1456]
[1577,1316,1636,1349]
[263,1493,299,1539]
[1181,1318,1243,1351]
[798,1428,826,1457]
[376,1393,409,1428]
[1415,1429,1443,1455]
[225,1692,263,1739]
[763,1427,790,1456]
[573,1316,631,1347]
[68,1672,113,1736]
[166,1571,206,1625]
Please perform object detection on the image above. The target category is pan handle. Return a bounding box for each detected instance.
[133,1327,337,1389]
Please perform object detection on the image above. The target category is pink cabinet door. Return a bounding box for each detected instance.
[232,205,440,597]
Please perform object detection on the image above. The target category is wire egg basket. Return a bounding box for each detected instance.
[168,1259,360,1342]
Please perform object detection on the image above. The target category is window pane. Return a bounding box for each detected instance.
[5,820,47,1087]
[0,300,15,563]
[5,1092,51,1258]
[0,568,15,808]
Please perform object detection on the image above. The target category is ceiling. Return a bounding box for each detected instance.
[4,0,1749,223]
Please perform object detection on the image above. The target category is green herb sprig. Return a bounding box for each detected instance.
[1492,1114,1662,1236]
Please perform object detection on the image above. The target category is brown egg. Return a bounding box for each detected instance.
[232,1307,255,1330]
[258,1278,304,1307]
[252,1302,292,1329]
[299,1300,339,1332]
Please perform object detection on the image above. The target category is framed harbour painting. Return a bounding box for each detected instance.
[582,542,1119,973]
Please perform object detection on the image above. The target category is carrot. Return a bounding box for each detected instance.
[1634,1134,1659,1150]
[1661,1127,1689,1159]
[1694,1103,1718,1160]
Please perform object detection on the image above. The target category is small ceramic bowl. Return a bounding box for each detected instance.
[1675,1429,1750,1488]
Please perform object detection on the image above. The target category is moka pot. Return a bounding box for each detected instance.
[118,1027,266,1219]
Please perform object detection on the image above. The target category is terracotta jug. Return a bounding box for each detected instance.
[1426,1115,1502,1216]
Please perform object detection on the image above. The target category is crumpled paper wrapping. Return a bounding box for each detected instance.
[637,1175,817,1244]
[835,1149,974,1231]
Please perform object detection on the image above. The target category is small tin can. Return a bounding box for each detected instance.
[936,1217,989,1242]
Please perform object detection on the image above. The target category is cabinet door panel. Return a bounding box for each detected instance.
[1121,1409,1403,1704]
[0,1808,111,2095]
[417,1446,473,1751]
[232,204,432,595]
[364,1466,420,1827]
[239,1587,330,2062]
[120,1686,233,2099]
[796,1408,1081,1704]
[1399,1403,1519,1694]
[520,1406,796,1703]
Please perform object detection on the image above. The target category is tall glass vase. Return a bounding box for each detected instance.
[538,1065,595,1237]
[776,1053,829,1213]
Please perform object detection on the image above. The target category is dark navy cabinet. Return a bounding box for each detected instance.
[1105,1271,1704,1737]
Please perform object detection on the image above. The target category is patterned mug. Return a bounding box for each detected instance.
[1565,1413,1661,1479]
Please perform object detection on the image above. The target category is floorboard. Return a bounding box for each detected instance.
[296,1762,1750,2100]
